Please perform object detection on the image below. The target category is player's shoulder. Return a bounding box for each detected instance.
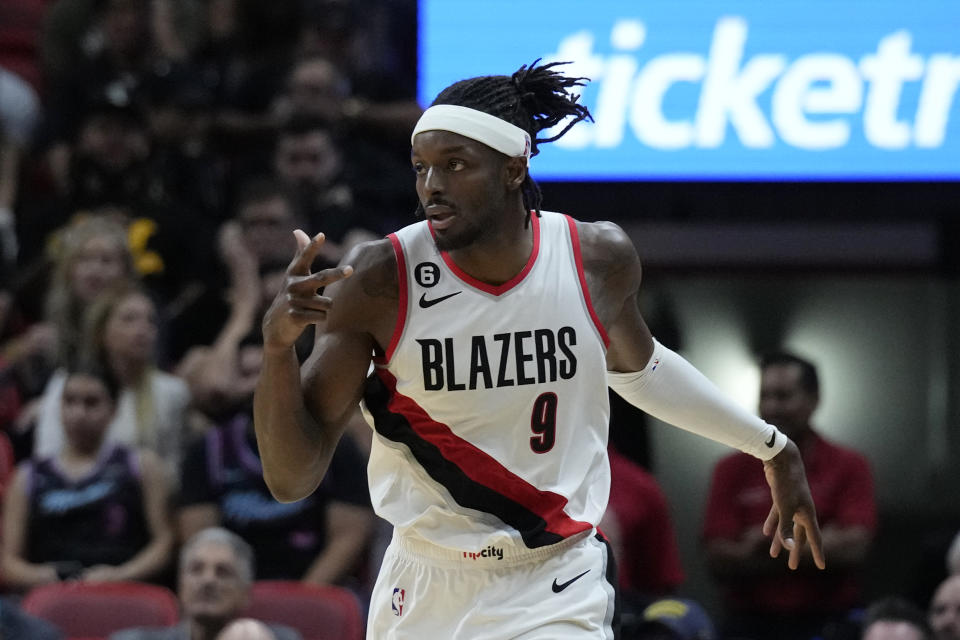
[570,218,639,264]
[342,236,396,272]
[327,238,399,330]
[566,217,642,296]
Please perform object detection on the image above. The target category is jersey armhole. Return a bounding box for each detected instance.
[563,215,611,348]
[374,233,407,365]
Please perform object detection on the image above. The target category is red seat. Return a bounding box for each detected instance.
[239,581,364,640]
[21,581,179,639]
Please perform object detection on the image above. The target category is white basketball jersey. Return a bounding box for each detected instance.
[362,211,611,558]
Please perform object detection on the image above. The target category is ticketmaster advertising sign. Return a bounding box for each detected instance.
[418,1,960,180]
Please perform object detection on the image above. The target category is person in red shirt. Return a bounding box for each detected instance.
[703,352,876,640]
[602,446,685,635]
[602,446,684,598]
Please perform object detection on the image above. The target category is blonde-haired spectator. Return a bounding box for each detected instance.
[34,283,189,481]
[44,215,137,368]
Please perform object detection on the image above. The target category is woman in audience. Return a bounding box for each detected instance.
[44,217,137,369]
[1,362,173,590]
[33,283,190,480]
[0,217,137,442]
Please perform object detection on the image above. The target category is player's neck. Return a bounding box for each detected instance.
[446,207,534,286]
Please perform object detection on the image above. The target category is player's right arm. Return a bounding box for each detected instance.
[254,231,396,502]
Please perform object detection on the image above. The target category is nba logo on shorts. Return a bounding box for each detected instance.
[391,588,405,616]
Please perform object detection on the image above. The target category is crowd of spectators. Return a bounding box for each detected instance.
[1,2,959,640]
[0,0,415,616]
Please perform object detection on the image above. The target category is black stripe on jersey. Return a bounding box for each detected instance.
[363,372,566,549]
[596,531,621,639]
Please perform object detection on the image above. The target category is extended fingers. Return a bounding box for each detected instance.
[286,265,354,294]
[797,510,827,570]
[762,505,778,538]
[287,230,326,276]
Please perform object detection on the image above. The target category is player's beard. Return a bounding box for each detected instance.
[433,218,485,251]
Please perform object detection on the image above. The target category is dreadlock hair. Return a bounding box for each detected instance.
[416,60,592,226]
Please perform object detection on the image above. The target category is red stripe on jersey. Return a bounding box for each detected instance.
[433,213,541,296]
[376,368,592,540]
[564,215,610,348]
[375,233,407,365]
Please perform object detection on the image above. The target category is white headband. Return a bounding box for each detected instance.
[411,105,531,164]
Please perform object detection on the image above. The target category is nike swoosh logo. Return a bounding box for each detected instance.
[765,431,777,447]
[419,291,462,308]
[552,569,590,593]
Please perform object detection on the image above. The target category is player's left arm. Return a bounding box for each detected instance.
[578,220,825,571]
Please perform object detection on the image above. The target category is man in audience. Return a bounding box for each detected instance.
[110,527,301,640]
[703,351,877,640]
[271,116,387,268]
[930,574,960,640]
[862,597,932,640]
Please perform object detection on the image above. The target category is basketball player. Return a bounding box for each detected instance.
[254,61,826,639]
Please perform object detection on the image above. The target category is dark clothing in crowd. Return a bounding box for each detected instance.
[28,443,149,571]
[179,414,370,579]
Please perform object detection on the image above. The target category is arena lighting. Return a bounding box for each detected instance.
[419,0,960,180]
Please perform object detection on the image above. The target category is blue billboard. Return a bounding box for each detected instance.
[418,1,960,180]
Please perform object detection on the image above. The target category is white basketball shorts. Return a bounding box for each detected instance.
[367,530,619,639]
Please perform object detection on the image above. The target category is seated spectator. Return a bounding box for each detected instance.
[1,216,136,445]
[862,597,932,640]
[0,596,63,639]
[930,574,960,640]
[39,0,154,196]
[166,179,302,366]
[272,116,383,268]
[270,55,412,224]
[703,351,877,640]
[600,446,684,624]
[294,0,421,143]
[42,216,138,369]
[634,597,716,640]
[1,362,173,590]
[33,283,190,480]
[177,392,373,586]
[110,527,301,640]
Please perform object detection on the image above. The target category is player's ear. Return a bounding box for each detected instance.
[503,156,526,191]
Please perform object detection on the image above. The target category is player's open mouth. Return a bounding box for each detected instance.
[427,206,456,230]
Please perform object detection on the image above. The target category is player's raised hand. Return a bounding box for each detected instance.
[261,229,353,352]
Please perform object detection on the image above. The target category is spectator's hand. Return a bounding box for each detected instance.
[79,565,125,582]
[219,221,261,310]
[762,440,826,570]
[261,230,353,353]
[219,222,259,281]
